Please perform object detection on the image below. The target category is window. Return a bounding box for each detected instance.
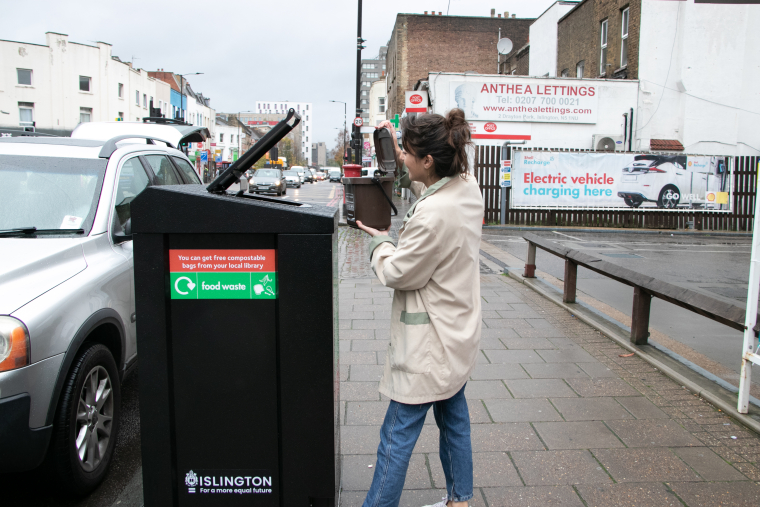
[306,115,309,121]
[379,97,386,113]
[600,19,608,75]
[79,75,91,92]
[117,83,123,98]
[306,105,309,110]
[159,99,163,111]
[220,133,224,143]
[561,69,569,77]
[231,135,235,144]
[18,102,34,126]
[80,107,92,123]
[576,61,585,79]
[621,7,630,68]
[118,111,124,121]
[383,64,386,70]
[149,96,153,109]
[361,90,368,96]
[171,156,201,184]
[362,81,371,87]
[143,94,147,108]
[144,155,181,185]
[136,90,140,105]
[361,99,368,105]
[17,69,32,85]
[113,158,151,233]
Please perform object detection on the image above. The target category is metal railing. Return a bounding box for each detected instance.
[521,232,760,412]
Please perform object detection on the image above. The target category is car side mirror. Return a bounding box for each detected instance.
[112,216,132,244]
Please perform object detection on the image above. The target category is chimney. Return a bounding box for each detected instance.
[512,14,516,18]
[424,11,428,14]
[491,8,495,17]
[438,12,442,15]
[504,11,509,18]
[497,14,501,17]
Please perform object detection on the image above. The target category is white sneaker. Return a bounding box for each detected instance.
[421,498,448,507]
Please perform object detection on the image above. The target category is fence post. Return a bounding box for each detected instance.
[563,260,577,303]
[630,286,651,345]
[524,242,536,278]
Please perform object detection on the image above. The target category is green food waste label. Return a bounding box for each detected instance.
[169,249,277,300]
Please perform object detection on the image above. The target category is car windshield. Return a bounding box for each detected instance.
[0,155,107,235]
[255,170,280,178]
[283,170,299,176]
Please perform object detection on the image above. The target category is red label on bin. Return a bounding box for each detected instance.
[169,250,276,272]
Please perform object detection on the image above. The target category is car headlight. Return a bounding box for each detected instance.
[0,317,30,372]
[274,181,280,185]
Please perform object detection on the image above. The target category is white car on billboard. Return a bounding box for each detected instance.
[617,155,728,209]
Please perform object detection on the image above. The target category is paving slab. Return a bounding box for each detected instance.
[349,365,384,382]
[591,448,702,482]
[470,423,545,452]
[537,349,597,363]
[605,419,704,448]
[511,450,613,486]
[341,453,431,491]
[481,486,584,506]
[522,363,591,379]
[575,482,683,507]
[338,329,376,340]
[669,481,760,507]
[565,378,641,397]
[480,327,520,339]
[351,340,390,352]
[500,337,555,349]
[550,397,633,421]
[533,421,625,449]
[345,401,389,425]
[672,446,748,481]
[428,451,523,488]
[505,379,578,399]
[484,350,546,364]
[463,380,513,399]
[340,382,381,402]
[484,399,564,423]
[470,363,529,380]
[478,336,507,349]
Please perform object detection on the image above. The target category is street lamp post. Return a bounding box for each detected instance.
[329,100,347,166]
[178,72,203,123]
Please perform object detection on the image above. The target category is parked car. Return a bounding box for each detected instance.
[249,168,287,196]
[0,127,203,494]
[329,169,342,182]
[282,169,302,188]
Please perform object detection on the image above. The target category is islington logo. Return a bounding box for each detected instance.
[484,122,497,132]
[182,470,273,496]
[409,94,423,104]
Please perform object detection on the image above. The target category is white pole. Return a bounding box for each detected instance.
[738,159,760,413]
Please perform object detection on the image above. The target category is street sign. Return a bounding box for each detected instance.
[353,117,364,127]
[389,114,400,129]
[200,151,208,163]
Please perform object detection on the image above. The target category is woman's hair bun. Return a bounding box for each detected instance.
[444,108,467,130]
[445,108,471,153]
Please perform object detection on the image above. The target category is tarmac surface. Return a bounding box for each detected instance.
[482,230,759,396]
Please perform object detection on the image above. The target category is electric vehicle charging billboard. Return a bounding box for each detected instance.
[512,151,731,210]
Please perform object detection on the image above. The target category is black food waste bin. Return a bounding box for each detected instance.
[131,110,340,506]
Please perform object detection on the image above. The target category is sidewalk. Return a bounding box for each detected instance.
[337,207,760,506]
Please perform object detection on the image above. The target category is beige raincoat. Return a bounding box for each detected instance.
[368,166,484,404]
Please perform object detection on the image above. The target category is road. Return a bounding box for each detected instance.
[1,180,341,507]
[484,229,756,390]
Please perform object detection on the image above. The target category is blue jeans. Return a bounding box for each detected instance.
[361,384,473,507]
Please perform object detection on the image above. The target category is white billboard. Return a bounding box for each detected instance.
[451,79,599,124]
[512,151,731,211]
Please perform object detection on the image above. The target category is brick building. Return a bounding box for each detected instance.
[503,43,531,76]
[556,0,641,79]
[385,12,533,119]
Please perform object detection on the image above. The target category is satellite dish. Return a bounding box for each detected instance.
[596,137,617,152]
[497,38,513,55]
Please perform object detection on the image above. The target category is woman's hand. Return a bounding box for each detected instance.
[356,220,389,238]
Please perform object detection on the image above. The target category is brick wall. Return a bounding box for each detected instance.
[386,14,532,119]
[504,44,531,76]
[557,0,641,80]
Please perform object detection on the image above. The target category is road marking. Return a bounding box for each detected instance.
[552,231,583,241]
[328,187,335,200]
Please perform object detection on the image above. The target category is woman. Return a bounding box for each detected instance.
[356,108,484,507]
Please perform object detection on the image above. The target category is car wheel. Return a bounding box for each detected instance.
[657,185,680,209]
[49,344,121,495]
[297,184,301,188]
[624,197,643,208]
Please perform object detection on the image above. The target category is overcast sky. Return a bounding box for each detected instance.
[3,0,556,150]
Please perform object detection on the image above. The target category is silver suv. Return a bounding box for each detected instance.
[0,125,206,494]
